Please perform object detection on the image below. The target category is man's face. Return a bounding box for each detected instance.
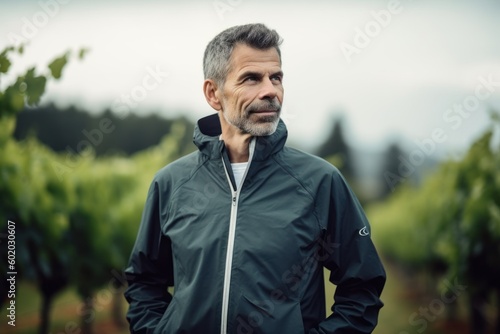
[218,43,284,136]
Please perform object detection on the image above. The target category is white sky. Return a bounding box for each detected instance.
[1,0,500,154]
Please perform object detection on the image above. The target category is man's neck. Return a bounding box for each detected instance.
[221,130,252,163]
[219,116,252,162]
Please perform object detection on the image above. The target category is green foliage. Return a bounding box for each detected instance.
[78,48,89,60]
[0,46,14,74]
[368,118,500,323]
[438,130,500,289]
[0,45,79,297]
[48,52,69,79]
[24,68,48,106]
[317,117,355,181]
[0,45,86,118]
[0,44,190,332]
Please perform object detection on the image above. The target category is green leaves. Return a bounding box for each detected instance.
[78,47,89,60]
[24,67,48,106]
[368,114,500,297]
[0,47,14,74]
[0,67,49,113]
[45,47,88,80]
[1,78,25,115]
[48,52,69,79]
[0,45,86,119]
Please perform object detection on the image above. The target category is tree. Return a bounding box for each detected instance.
[14,105,197,157]
[316,117,355,181]
[379,142,406,198]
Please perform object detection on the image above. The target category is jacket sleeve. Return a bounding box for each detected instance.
[310,171,386,334]
[124,179,174,334]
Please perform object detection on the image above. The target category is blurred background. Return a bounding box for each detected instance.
[1,0,499,333]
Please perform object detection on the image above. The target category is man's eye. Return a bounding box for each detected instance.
[271,76,282,83]
[244,76,258,82]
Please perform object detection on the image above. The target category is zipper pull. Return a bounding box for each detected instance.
[232,193,237,206]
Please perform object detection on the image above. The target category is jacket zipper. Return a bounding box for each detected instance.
[220,138,255,334]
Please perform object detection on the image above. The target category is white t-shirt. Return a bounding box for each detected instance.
[231,162,248,188]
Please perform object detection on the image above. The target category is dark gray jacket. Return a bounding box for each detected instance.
[124,114,386,333]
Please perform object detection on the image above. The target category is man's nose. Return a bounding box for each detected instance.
[259,77,279,100]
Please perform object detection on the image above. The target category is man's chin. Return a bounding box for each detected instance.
[245,120,279,136]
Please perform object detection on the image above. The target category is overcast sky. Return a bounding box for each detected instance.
[1,0,500,154]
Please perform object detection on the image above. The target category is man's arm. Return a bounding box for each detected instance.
[124,179,174,334]
[311,171,386,334]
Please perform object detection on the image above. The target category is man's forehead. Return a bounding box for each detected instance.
[228,44,281,73]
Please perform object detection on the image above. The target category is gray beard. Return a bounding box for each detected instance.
[223,100,281,136]
[224,111,280,136]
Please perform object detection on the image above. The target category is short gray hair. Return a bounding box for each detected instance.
[203,23,283,86]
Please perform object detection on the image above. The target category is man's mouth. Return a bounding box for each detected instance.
[252,109,278,114]
[246,102,281,117]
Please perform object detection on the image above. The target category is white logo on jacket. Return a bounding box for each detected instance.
[359,226,369,236]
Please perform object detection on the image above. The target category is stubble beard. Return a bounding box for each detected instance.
[222,100,281,136]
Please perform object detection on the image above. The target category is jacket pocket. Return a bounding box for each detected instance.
[153,297,179,334]
[238,294,305,334]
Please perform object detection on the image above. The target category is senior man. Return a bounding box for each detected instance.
[124,23,386,334]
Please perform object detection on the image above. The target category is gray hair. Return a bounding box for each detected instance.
[203,23,283,86]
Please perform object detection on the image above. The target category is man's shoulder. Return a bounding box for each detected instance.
[271,146,347,200]
[279,146,340,175]
[153,150,202,184]
[277,146,352,198]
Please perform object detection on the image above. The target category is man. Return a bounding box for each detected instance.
[124,23,386,334]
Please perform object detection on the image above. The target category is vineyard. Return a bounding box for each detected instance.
[368,117,500,333]
[1,45,500,334]
[0,45,187,334]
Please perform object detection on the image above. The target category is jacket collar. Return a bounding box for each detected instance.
[193,113,288,162]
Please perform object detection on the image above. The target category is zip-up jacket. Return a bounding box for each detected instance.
[124,113,386,334]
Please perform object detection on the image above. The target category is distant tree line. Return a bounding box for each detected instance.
[315,116,420,202]
[15,104,424,203]
[14,104,196,157]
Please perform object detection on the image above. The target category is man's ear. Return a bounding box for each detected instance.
[203,79,222,111]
